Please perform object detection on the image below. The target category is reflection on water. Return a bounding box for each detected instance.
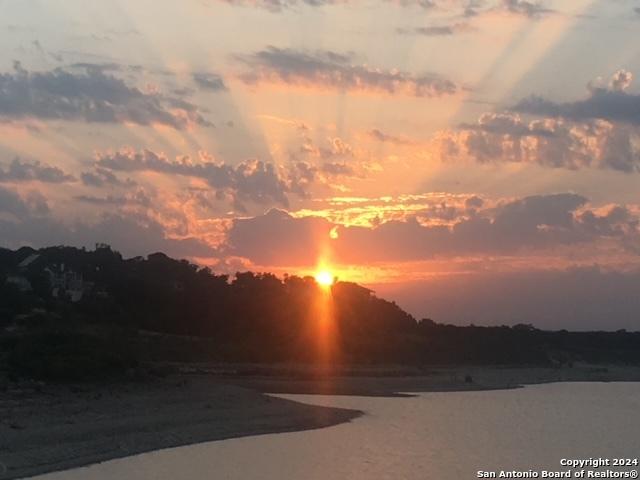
[35,383,640,480]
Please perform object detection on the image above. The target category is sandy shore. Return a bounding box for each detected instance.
[3,364,640,479]
[0,376,361,480]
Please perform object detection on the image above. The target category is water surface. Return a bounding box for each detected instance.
[35,383,640,480]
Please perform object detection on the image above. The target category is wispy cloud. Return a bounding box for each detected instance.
[192,72,227,91]
[500,0,554,18]
[397,22,474,36]
[236,47,457,97]
[214,0,345,12]
[368,128,418,145]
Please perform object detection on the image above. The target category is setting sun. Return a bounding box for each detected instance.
[315,270,335,287]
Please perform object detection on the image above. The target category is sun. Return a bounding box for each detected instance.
[315,270,335,287]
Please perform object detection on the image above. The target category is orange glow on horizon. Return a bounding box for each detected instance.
[315,270,335,288]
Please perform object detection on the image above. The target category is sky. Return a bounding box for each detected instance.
[1,0,639,330]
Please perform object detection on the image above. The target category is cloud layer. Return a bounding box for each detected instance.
[515,70,640,126]
[0,62,211,129]
[94,148,301,208]
[0,158,75,183]
[0,183,213,258]
[214,0,554,17]
[434,111,640,172]
[225,193,639,265]
[237,47,457,97]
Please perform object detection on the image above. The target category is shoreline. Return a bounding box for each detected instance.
[0,376,361,480]
[4,364,640,479]
[217,363,640,396]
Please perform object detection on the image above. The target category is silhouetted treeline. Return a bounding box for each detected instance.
[416,320,640,365]
[1,245,640,381]
[0,245,416,370]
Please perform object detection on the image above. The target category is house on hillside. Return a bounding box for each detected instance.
[18,253,41,269]
[4,250,104,302]
[3,253,41,292]
[45,264,94,302]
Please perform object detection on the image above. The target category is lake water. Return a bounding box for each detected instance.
[34,383,640,480]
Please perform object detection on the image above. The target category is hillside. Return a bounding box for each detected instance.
[1,244,640,382]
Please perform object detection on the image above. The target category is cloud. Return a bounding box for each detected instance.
[192,72,227,91]
[608,69,633,92]
[214,0,552,17]
[465,195,484,208]
[458,112,554,137]
[299,135,354,160]
[211,0,554,18]
[288,192,482,228]
[577,205,639,238]
[334,194,598,262]
[0,157,75,183]
[397,23,474,36]
[0,182,207,259]
[74,195,130,206]
[320,162,355,176]
[0,184,50,218]
[434,70,640,173]
[74,189,152,207]
[223,193,640,265]
[500,0,553,18]
[215,0,467,11]
[392,0,554,17]
[0,203,214,259]
[0,62,211,129]
[368,128,417,145]
[226,208,333,265]
[214,0,344,12]
[0,185,32,217]
[236,47,457,97]
[95,148,298,208]
[385,0,436,8]
[435,111,640,172]
[80,168,136,188]
[284,132,365,184]
[514,70,640,126]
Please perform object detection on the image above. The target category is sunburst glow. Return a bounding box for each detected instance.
[315,270,335,287]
